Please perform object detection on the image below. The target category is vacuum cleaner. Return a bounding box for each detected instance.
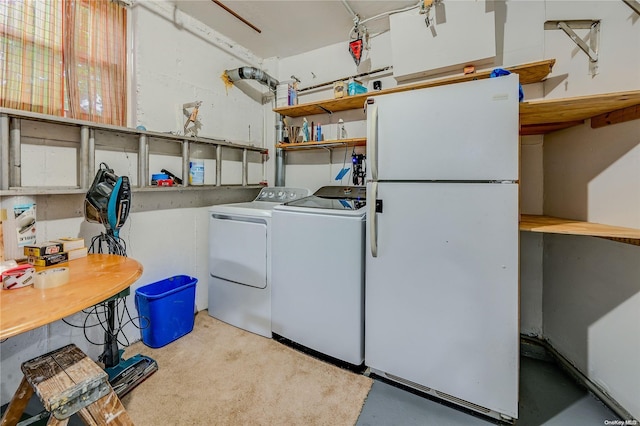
[85,163,158,397]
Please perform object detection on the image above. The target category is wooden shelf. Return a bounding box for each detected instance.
[273,57,640,137]
[274,59,556,118]
[520,214,640,246]
[276,138,366,150]
[520,90,640,135]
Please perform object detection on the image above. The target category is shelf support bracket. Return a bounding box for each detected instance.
[0,114,9,190]
[545,20,600,76]
[622,0,640,15]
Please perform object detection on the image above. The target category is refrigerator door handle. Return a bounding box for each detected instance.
[368,105,378,181]
[369,181,378,258]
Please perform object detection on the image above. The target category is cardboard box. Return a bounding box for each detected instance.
[333,81,345,99]
[67,247,88,261]
[54,237,85,252]
[24,242,64,257]
[28,252,69,267]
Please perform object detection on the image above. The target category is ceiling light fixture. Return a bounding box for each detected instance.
[211,0,262,34]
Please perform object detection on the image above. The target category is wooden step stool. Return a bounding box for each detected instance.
[0,344,133,426]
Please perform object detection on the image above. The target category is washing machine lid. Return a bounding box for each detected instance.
[281,196,365,211]
[208,187,311,217]
[277,185,366,212]
[312,185,366,200]
[209,201,279,218]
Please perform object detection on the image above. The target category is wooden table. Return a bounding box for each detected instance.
[0,254,143,340]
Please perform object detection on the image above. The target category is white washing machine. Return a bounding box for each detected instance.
[271,186,366,366]
[208,187,310,338]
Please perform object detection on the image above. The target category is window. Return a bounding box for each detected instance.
[0,0,127,126]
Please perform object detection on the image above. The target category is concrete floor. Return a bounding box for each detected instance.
[356,356,620,426]
[3,355,623,425]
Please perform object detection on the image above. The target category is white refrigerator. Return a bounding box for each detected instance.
[365,74,520,421]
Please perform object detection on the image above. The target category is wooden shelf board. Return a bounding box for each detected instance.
[274,59,556,118]
[519,120,585,136]
[276,138,366,150]
[520,214,640,245]
[591,104,640,129]
[520,90,640,134]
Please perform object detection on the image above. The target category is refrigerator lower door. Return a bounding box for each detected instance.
[365,181,519,420]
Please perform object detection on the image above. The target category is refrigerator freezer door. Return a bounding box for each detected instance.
[365,181,519,419]
[366,74,519,182]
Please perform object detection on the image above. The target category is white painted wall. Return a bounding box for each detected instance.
[0,0,270,406]
[540,2,640,419]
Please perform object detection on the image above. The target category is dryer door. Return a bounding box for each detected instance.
[209,215,267,289]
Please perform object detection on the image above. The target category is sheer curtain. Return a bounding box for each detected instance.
[0,0,126,126]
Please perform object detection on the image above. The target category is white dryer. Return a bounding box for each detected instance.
[271,186,366,366]
[208,187,310,338]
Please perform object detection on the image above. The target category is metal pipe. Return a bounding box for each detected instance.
[182,140,189,187]
[275,148,286,186]
[80,126,89,189]
[274,113,285,186]
[9,118,21,187]
[211,0,262,33]
[297,66,392,93]
[242,148,248,186]
[138,134,148,188]
[225,67,279,92]
[215,145,222,186]
[341,0,357,19]
[88,129,95,187]
[0,114,9,190]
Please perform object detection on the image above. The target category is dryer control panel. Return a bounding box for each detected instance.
[255,187,311,202]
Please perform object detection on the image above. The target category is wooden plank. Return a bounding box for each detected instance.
[520,120,585,136]
[276,137,366,150]
[591,104,640,129]
[0,254,143,340]
[0,377,35,426]
[22,345,108,414]
[520,214,640,245]
[79,390,134,426]
[520,91,640,126]
[275,59,556,118]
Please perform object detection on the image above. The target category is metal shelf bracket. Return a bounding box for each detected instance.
[622,0,640,15]
[545,20,600,76]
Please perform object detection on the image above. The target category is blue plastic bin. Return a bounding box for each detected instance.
[135,275,197,348]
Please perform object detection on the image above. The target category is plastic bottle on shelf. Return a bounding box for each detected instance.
[302,118,310,142]
[189,144,205,185]
[338,119,348,140]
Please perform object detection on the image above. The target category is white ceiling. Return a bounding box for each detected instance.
[173,0,419,59]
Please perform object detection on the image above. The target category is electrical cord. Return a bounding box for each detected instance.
[58,231,147,354]
[61,296,149,349]
[352,149,366,186]
[89,233,127,257]
[348,1,421,40]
